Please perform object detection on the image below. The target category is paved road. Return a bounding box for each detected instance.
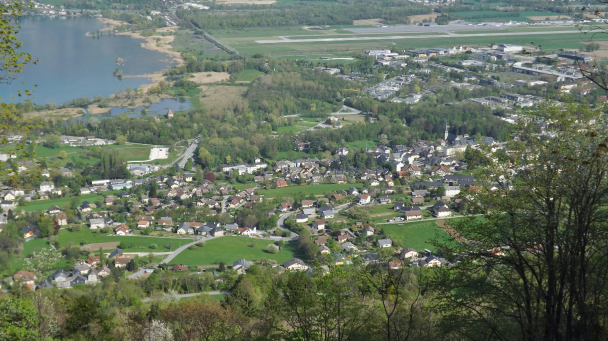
[161,137,199,169]
[142,291,231,302]
[160,238,203,264]
[177,139,199,169]
[377,214,483,225]
[256,30,580,44]
[274,212,299,241]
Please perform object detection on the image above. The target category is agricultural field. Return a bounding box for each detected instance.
[168,236,305,266]
[381,220,457,252]
[258,183,362,197]
[56,229,194,252]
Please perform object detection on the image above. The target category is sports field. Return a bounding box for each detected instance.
[168,236,305,266]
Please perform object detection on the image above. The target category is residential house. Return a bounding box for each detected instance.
[361,253,380,264]
[319,245,331,254]
[363,226,375,236]
[14,271,37,285]
[389,260,404,269]
[400,248,418,259]
[225,223,239,231]
[50,269,68,283]
[85,256,100,266]
[115,224,130,235]
[341,242,359,253]
[89,218,105,230]
[359,194,371,205]
[47,205,62,214]
[211,227,224,237]
[283,258,309,271]
[232,259,250,274]
[0,201,16,211]
[171,264,189,271]
[431,165,451,176]
[39,181,54,193]
[312,220,325,230]
[314,237,328,245]
[322,210,335,219]
[115,258,129,268]
[21,225,40,239]
[108,249,124,259]
[301,200,314,208]
[378,239,393,248]
[336,231,350,243]
[278,202,292,212]
[98,266,112,277]
[55,213,68,226]
[73,262,91,275]
[37,280,54,290]
[378,196,392,204]
[425,255,442,267]
[276,180,288,188]
[295,214,308,223]
[137,220,151,228]
[404,206,422,220]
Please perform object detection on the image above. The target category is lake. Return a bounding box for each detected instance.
[74,98,191,122]
[0,16,175,106]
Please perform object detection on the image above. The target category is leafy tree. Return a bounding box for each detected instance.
[58,150,67,159]
[0,298,39,341]
[433,103,608,340]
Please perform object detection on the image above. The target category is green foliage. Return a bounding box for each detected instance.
[0,298,39,341]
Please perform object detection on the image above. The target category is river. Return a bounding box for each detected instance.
[0,16,175,106]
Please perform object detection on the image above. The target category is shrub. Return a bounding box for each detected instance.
[267,244,279,254]
[150,244,157,249]
[249,243,256,248]
[197,241,205,247]
[69,225,82,232]
[100,227,110,234]
[188,245,196,250]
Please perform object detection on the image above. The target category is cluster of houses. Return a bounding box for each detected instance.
[12,252,117,290]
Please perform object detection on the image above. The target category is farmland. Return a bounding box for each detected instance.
[168,236,305,266]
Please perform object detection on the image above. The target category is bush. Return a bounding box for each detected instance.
[69,225,82,232]
[197,241,205,247]
[188,245,196,250]
[150,244,157,249]
[100,227,110,234]
[249,243,256,248]
[267,244,279,254]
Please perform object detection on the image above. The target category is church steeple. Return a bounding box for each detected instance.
[443,119,449,141]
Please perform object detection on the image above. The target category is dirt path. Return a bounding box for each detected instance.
[436,220,467,244]
[371,212,398,218]
[81,242,120,252]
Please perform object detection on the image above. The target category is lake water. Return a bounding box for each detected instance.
[74,98,191,122]
[0,16,175,106]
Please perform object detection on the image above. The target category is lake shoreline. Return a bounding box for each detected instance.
[97,17,183,97]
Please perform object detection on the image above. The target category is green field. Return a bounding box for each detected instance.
[2,143,155,168]
[237,69,265,82]
[56,229,194,252]
[381,221,456,252]
[168,236,305,266]
[343,139,375,151]
[170,29,229,60]
[258,183,362,197]
[21,193,105,212]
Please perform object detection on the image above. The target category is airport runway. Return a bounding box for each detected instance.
[255,30,581,44]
